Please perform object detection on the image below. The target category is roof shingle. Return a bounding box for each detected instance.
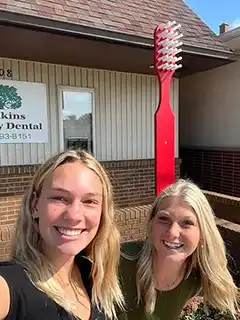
[0,0,230,52]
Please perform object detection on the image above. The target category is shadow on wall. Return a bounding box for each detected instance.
[217,222,240,287]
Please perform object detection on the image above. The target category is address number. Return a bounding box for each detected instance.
[0,69,12,78]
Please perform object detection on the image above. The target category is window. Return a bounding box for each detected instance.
[60,89,93,152]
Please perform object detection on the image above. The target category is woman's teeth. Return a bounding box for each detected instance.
[56,227,83,236]
[163,240,184,249]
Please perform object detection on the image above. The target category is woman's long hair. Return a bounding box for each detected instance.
[136,179,238,316]
[12,149,124,319]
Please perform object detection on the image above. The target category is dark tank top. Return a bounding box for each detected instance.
[0,255,106,320]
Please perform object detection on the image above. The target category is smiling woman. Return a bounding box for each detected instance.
[0,149,124,320]
[118,179,239,320]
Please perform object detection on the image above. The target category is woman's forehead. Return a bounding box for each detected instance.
[157,197,195,216]
[40,162,102,193]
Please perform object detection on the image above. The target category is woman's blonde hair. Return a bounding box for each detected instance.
[12,149,124,319]
[136,179,238,316]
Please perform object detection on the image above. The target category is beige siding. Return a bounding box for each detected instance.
[0,57,179,165]
[180,60,240,148]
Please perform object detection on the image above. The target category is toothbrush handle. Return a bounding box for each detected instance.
[155,77,175,196]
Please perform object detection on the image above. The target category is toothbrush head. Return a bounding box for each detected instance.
[154,21,183,73]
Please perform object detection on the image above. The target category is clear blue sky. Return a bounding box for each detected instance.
[184,0,240,34]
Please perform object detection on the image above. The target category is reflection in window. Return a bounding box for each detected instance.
[62,90,93,152]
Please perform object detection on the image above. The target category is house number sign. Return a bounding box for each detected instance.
[0,69,13,78]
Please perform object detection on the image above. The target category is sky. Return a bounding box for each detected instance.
[184,0,240,34]
[62,91,92,119]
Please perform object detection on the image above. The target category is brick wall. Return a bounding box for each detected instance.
[217,219,240,286]
[0,158,181,260]
[180,148,240,197]
[102,159,155,208]
[103,158,182,208]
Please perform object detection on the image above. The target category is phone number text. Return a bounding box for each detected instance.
[0,133,32,140]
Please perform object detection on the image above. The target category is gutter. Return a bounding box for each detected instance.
[0,10,238,61]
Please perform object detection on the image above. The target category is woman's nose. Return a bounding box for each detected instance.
[166,222,181,239]
[63,201,82,220]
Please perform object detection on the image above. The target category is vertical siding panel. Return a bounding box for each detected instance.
[146,77,151,158]
[121,73,127,159]
[48,64,59,155]
[93,70,100,159]
[15,60,27,165]
[104,71,111,160]
[126,74,132,159]
[81,68,87,88]
[55,65,63,150]
[35,62,46,163]
[69,67,75,87]
[115,72,121,159]
[40,63,50,161]
[136,74,142,158]
[151,76,157,158]
[5,59,17,165]
[25,61,35,163]
[87,69,93,88]
[110,72,117,160]
[75,67,81,87]
[87,69,95,155]
[23,62,35,164]
[55,65,62,86]
[62,66,69,86]
[0,58,10,165]
[61,65,70,151]
[33,62,42,163]
[141,76,147,158]
[99,70,106,160]
[131,74,137,159]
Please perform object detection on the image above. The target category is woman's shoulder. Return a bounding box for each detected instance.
[120,240,145,260]
[0,260,25,274]
[0,260,31,290]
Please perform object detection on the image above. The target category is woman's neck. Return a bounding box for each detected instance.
[53,258,76,285]
[153,251,186,289]
[43,245,76,284]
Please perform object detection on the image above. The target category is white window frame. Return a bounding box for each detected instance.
[58,86,96,155]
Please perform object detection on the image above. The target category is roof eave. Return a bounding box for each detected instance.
[0,9,238,63]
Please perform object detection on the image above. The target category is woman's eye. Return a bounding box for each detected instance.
[50,196,68,203]
[84,199,98,205]
[158,217,170,224]
[182,220,194,227]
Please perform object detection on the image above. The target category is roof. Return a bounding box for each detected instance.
[0,0,231,53]
[219,25,240,42]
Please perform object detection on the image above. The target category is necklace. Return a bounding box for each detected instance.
[155,263,187,291]
[156,273,182,290]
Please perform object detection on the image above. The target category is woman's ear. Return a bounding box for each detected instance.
[31,191,39,218]
[199,238,204,249]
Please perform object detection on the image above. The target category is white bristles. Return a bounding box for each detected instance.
[173,33,183,41]
[158,47,182,55]
[166,20,176,28]
[157,47,169,54]
[158,63,182,71]
[158,38,170,46]
[157,56,182,63]
[155,20,183,72]
[170,23,181,32]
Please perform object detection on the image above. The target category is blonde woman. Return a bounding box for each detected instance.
[0,150,124,320]
[119,179,239,320]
